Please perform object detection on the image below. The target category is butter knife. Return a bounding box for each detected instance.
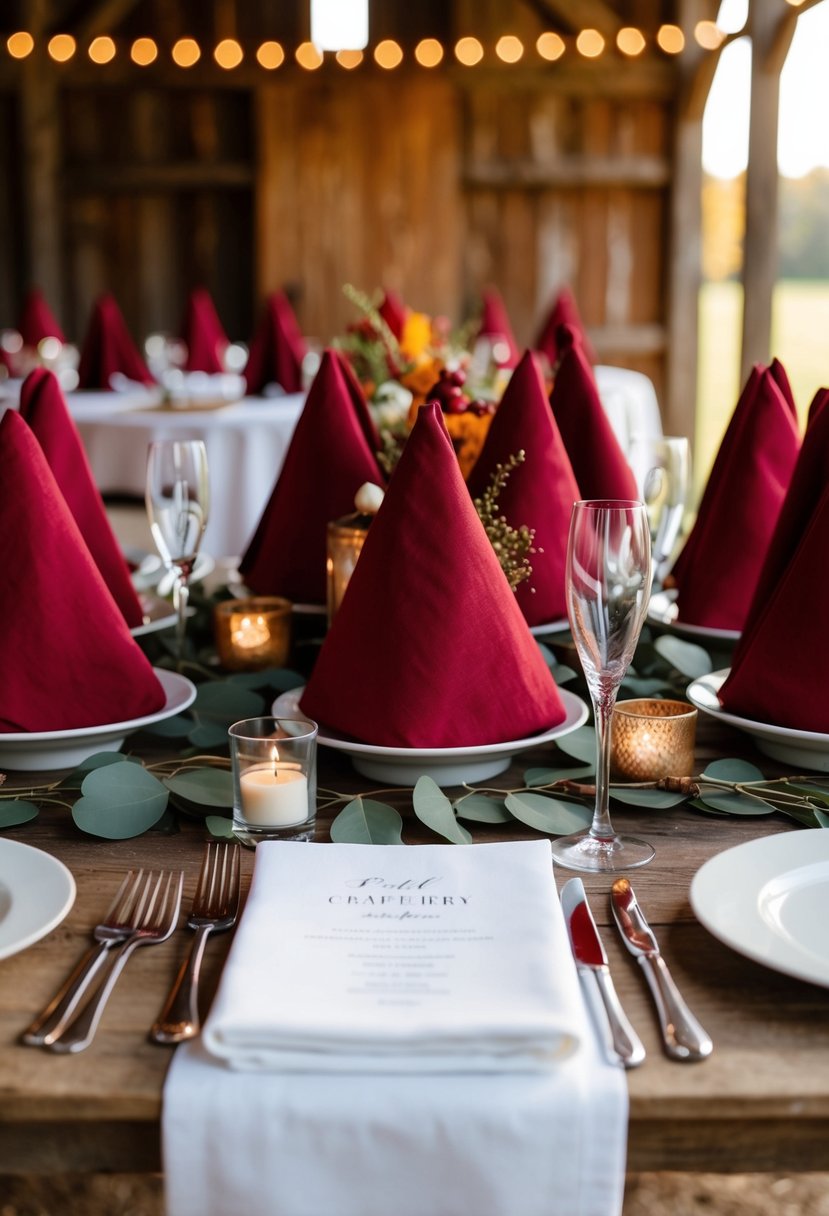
[561,877,645,1068]
[611,877,713,1062]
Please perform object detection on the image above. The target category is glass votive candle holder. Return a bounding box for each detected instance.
[229,716,318,845]
[214,597,292,671]
[610,699,698,782]
[326,515,370,624]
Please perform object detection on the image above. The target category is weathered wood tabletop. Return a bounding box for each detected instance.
[1,715,828,1178]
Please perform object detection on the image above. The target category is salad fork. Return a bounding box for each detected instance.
[48,869,184,1054]
[22,869,148,1047]
[150,841,241,1044]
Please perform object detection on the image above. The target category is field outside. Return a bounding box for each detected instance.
[695,279,829,502]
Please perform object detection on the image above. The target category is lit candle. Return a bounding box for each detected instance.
[239,748,309,826]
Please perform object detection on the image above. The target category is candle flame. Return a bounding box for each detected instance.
[271,744,279,776]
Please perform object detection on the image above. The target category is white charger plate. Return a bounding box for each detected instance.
[687,668,829,771]
[648,589,740,643]
[529,617,570,637]
[690,830,829,987]
[127,549,215,593]
[272,686,588,787]
[0,839,76,960]
[0,668,196,771]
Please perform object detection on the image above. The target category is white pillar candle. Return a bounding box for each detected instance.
[239,765,309,827]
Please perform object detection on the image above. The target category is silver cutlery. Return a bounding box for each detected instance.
[22,869,148,1047]
[611,877,713,1062]
[150,842,241,1044]
[47,869,183,1054]
[561,877,645,1069]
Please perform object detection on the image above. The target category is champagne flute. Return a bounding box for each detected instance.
[145,439,209,668]
[641,436,691,586]
[550,500,654,873]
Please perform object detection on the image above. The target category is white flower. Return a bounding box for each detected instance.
[354,482,385,514]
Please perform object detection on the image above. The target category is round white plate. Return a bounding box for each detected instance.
[648,589,740,643]
[272,686,588,786]
[687,668,829,771]
[131,591,178,637]
[0,839,76,960]
[127,549,215,593]
[0,668,196,771]
[690,830,829,987]
[529,618,570,637]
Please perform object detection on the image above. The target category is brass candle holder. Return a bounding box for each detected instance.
[326,515,370,624]
[214,597,292,671]
[610,698,698,782]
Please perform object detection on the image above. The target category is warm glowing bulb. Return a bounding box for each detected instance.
[536,32,565,61]
[296,41,323,69]
[48,34,76,62]
[576,29,604,58]
[414,38,443,67]
[256,41,284,69]
[495,35,523,63]
[335,49,363,68]
[694,20,725,49]
[214,38,243,68]
[88,35,115,63]
[617,27,645,56]
[374,39,403,68]
[657,24,685,54]
[455,36,484,66]
[7,32,34,59]
[130,37,157,65]
[172,38,200,67]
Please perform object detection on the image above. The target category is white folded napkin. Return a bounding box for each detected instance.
[202,840,582,1072]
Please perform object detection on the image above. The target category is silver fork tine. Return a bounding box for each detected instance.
[150,843,241,1045]
[22,869,148,1047]
[48,871,184,1055]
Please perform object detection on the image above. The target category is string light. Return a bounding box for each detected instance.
[214,38,243,68]
[47,34,76,62]
[617,28,646,56]
[374,39,403,68]
[415,38,443,67]
[131,37,157,65]
[656,25,685,53]
[536,32,565,61]
[495,35,523,63]
[256,41,284,69]
[694,21,725,49]
[7,32,34,58]
[88,36,116,63]
[335,49,363,69]
[576,29,604,58]
[171,38,200,67]
[295,42,323,69]
[455,37,484,66]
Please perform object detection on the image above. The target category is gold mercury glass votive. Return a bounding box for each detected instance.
[214,597,292,671]
[610,699,698,782]
[326,513,371,624]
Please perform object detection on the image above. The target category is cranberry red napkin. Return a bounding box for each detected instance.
[77,294,155,389]
[669,362,800,631]
[180,288,228,374]
[719,397,829,730]
[549,325,638,501]
[239,350,384,605]
[478,288,520,368]
[378,290,407,341]
[0,410,165,732]
[19,369,145,629]
[466,351,580,627]
[807,387,828,428]
[18,288,65,348]
[331,348,382,455]
[534,288,596,369]
[300,402,566,747]
[244,291,306,395]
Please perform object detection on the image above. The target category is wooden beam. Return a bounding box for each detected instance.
[523,0,622,36]
[464,155,671,189]
[63,163,254,193]
[63,0,143,41]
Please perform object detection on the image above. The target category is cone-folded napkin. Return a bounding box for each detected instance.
[18,288,65,348]
[19,368,145,628]
[244,291,305,395]
[534,288,596,368]
[478,288,520,368]
[300,402,566,747]
[180,288,228,374]
[331,348,382,455]
[77,294,155,389]
[239,350,384,604]
[0,410,165,732]
[466,351,580,627]
[378,290,407,341]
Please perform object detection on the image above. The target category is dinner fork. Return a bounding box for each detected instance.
[47,869,184,1055]
[22,869,148,1047]
[150,842,241,1044]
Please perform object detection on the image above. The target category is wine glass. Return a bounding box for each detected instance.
[145,439,209,668]
[550,500,654,873]
[638,436,691,586]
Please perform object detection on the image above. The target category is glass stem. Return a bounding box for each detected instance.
[173,575,189,673]
[590,683,618,842]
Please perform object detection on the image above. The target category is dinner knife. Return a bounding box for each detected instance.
[611,877,713,1063]
[561,877,645,1069]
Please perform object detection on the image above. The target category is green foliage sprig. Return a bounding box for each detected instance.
[473,451,537,591]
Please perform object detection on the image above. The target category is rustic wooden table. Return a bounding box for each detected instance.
[1,716,828,1178]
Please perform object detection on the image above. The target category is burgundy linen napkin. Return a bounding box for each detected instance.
[18,288,65,348]
[77,294,155,389]
[300,402,566,748]
[534,288,596,369]
[244,291,306,395]
[239,350,384,604]
[0,410,165,732]
[478,288,520,369]
[549,325,638,500]
[807,387,828,428]
[19,369,145,629]
[466,351,580,627]
[719,395,829,730]
[180,288,228,374]
[669,362,800,630]
[378,290,407,341]
[331,348,383,455]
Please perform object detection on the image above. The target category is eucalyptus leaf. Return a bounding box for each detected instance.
[72,764,169,839]
[698,790,775,816]
[413,776,471,844]
[0,800,40,828]
[505,791,592,835]
[653,635,713,678]
[453,795,511,823]
[553,726,597,764]
[192,683,265,724]
[206,814,237,839]
[782,783,829,808]
[330,797,404,845]
[535,641,556,667]
[58,751,132,786]
[610,787,690,808]
[702,758,766,783]
[188,723,232,749]
[141,715,194,739]
[817,810,829,828]
[164,768,234,808]
[619,677,674,697]
[689,797,730,818]
[550,665,579,685]
[152,806,181,835]
[523,765,594,787]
